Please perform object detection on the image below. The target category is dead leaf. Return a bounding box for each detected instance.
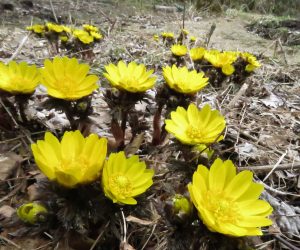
[0,205,15,220]
[27,184,41,201]
[260,93,284,108]
[124,133,144,156]
[126,215,155,226]
[0,152,22,181]
[120,241,135,250]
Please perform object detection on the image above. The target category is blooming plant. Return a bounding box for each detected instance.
[190,47,206,61]
[163,65,208,94]
[171,44,188,57]
[241,52,261,72]
[103,61,156,93]
[0,61,40,94]
[31,130,107,188]
[204,51,237,76]
[40,56,99,100]
[26,24,45,34]
[73,29,94,44]
[188,158,273,236]
[102,151,154,205]
[165,103,226,145]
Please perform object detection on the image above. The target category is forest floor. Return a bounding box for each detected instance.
[0,0,300,249]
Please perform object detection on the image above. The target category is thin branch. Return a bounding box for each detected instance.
[89,221,110,250]
[49,0,58,23]
[240,161,300,172]
[263,150,287,181]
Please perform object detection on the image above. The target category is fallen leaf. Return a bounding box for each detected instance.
[120,241,135,250]
[260,93,284,108]
[0,152,22,181]
[0,205,15,220]
[124,133,144,156]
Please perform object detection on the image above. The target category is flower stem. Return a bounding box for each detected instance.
[152,104,163,145]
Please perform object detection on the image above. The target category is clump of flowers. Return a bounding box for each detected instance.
[103,61,156,148]
[204,50,237,76]
[102,151,154,205]
[161,32,175,44]
[83,24,103,40]
[241,52,261,72]
[163,65,208,94]
[153,63,209,145]
[188,158,273,236]
[31,130,107,188]
[46,22,71,34]
[165,103,226,145]
[26,24,45,34]
[73,29,94,44]
[26,23,103,56]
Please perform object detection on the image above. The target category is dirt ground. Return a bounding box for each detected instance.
[0,0,300,249]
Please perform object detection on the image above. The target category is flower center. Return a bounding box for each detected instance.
[205,190,239,224]
[186,126,204,140]
[60,155,89,172]
[109,174,132,198]
[59,77,76,94]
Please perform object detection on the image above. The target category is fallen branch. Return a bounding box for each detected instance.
[240,162,300,172]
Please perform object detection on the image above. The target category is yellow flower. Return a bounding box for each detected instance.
[163,65,208,94]
[190,36,197,42]
[83,24,99,33]
[103,61,156,93]
[40,57,99,100]
[165,104,226,145]
[59,35,69,42]
[102,151,154,205]
[153,34,159,42]
[171,44,188,56]
[0,61,40,94]
[61,25,71,33]
[181,29,189,35]
[90,31,103,40]
[241,52,261,72]
[26,24,45,34]
[31,131,107,188]
[73,29,94,44]
[161,32,174,39]
[204,50,237,75]
[46,22,64,33]
[17,202,48,224]
[188,158,273,236]
[190,47,206,61]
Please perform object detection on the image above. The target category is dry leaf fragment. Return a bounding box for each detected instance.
[0,152,22,181]
[0,205,15,220]
[120,241,135,250]
[126,215,155,226]
[124,133,144,156]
